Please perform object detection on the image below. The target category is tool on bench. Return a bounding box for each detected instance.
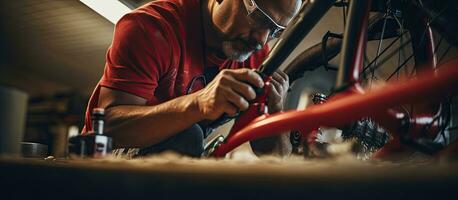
[68,108,112,158]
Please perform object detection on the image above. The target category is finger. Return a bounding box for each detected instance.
[227,69,264,88]
[279,71,290,90]
[272,71,285,83]
[223,102,239,117]
[272,73,285,91]
[224,88,250,111]
[223,76,256,101]
[267,83,283,114]
[270,78,284,96]
[273,72,289,94]
[273,72,288,88]
[277,70,289,83]
[267,83,281,105]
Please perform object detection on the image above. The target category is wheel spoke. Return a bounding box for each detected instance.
[362,32,408,74]
[374,14,389,69]
[438,44,453,65]
[387,54,414,80]
[334,0,453,85]
[378,0,450,81]
[433,36,443,57]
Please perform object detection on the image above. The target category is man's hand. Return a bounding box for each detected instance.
[250,70,291,156]
[266,70,289,113]
[195,68,264,120]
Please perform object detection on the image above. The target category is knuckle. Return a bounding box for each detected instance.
[219,76,230,86]
[242,69,251,77]
[215,80,223,89]
[215,75,224,84]
[220,69,230,76]
[219,76,228,83]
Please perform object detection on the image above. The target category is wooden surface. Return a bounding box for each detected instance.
[1,155,458,199]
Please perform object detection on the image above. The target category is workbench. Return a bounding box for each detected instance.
[1,154,457,199]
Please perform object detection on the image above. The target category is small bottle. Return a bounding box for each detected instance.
[91,108,105,134]
[68,108,112,158]
[91,108,111,158]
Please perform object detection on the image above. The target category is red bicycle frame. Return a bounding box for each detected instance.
[210,0,458,157]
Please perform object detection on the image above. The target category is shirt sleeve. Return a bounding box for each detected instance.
[100,12,174,101]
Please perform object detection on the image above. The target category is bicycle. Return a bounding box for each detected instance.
[203,0,458,159]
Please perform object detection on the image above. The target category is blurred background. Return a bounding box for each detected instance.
[0,0,152,156]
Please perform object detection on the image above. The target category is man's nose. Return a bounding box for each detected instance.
[251,28,270,47]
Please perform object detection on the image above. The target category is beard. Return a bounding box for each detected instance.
[221,38,263,62]
[221,41,252,62]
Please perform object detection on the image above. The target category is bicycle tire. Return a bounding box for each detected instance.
[286,0,458,156]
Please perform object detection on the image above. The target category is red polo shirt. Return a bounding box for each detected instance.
[83,0,269,133]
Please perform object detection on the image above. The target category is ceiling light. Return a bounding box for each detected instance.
[80,0,132,24]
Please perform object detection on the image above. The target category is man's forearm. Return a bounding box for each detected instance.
[104,93,203,148]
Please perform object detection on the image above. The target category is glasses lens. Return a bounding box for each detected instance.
[249,8,284,38]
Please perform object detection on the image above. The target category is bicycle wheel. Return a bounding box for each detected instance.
[285,0,458,158]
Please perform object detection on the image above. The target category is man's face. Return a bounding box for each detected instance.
[215,0,301,62]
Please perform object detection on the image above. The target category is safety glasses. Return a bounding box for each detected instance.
[242,0,286,38]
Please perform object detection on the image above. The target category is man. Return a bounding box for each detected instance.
[83,0,302,157]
